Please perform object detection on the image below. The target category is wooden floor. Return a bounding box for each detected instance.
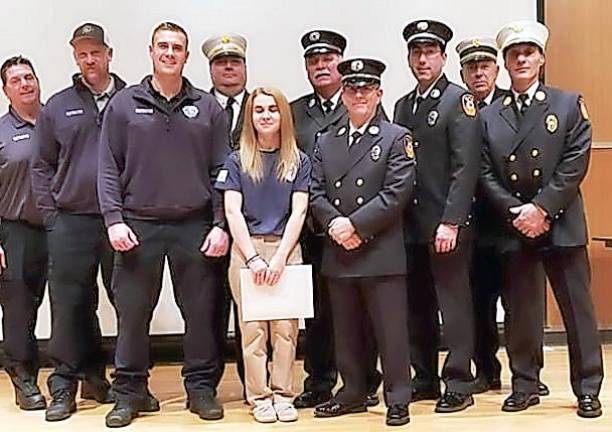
[0,346,610,431]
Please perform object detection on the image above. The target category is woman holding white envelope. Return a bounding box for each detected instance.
[215,87,311,423]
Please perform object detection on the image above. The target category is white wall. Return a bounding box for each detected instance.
[0,0,536,339]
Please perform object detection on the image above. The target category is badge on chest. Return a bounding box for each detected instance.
[427,110,439,127]
[370,144,382,161]
[545,114,558,134]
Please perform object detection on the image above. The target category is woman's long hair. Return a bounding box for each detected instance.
[239,87,300,183]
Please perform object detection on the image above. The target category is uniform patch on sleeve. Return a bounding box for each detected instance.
[461,94,476,118]
[579,97,589,121]
[216,169,228,183]
[403,134,415,159]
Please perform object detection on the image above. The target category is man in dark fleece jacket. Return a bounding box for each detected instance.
[98,22,230,428]
[30,23,126,422]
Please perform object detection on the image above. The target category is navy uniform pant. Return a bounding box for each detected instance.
[0,220,47,379]
[502,246,603,396]
[326,275,410,406]
[406,238,475,395]
[46,212,113,395]
[470,244,503,382]
[111,219,221,401]
[302,232,382,395]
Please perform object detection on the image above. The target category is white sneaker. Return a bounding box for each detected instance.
[274,402,298,422]
[253,403,277,423]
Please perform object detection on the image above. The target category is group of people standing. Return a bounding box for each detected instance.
[0,15,604,429]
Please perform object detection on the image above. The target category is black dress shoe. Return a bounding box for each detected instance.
[45,389,77,422]
[366,392,380,407]
[81,377,114,403]
[187,394,224,420]
[435,391,474,413]
[502,392,540,412]
[314,399,367,418]
[577,395,602,418]
[386,404,410,426]
[141,390,161,412]
[294,390,332,408]
[105,401,140,428]
[411,388,441,402]
[11,378,46,410]
[538,381,550,397]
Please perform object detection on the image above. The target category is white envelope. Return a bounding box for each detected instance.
[240,264,314,322]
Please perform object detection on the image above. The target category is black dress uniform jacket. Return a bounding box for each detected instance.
[479,84,590,250]
[393,74,481,243]
[292,93,348,158]
[310,117,416,277]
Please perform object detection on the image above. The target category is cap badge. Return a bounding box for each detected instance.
[182,105,199,119]
[82,25,93,33]
[511,25,523,33]
[535,90,546,102]
[368,125,380,135]
[545,114,558,133]
[431,88,441,99]
[461,94,477,117]
[427,110,439,127]
[473,38,481,47]
[417,21,429,31]
[309,31,320,42]
[221,36,231,44]
[351,60,364,72]
[370,144,382,162]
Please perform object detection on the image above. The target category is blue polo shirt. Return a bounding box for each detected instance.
[216,149,311,236]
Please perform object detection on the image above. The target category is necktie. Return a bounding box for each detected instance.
[322,99,333,115]
[225,97,236,130]
[350,131,362,147]
[477,100,487,110]
[413,96,424,114]
[518,93,530,116]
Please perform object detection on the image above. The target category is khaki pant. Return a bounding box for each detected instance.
[228,236,302,406]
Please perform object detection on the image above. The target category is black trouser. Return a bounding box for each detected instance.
[470,244,503,382]
[112,219,221,401]
[0,220,47,379]
[406,239,475,394]
[46,212,113,395]
[502,246,603,396]
[327,275,410,406]
[302,233,381,395]
[213,254,245,387]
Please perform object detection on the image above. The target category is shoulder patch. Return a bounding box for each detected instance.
[403,134,415,159]
[579,97,589,121]
[461,94,476,117]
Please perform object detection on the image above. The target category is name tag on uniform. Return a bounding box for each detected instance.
[12,133,30,142]
[65,109,84,117]
[135,107,154,115]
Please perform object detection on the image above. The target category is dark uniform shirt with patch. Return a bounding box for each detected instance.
[97,76,230,227]
[30,73,126,225]
[0,108,42,225]
[215,149,311,236]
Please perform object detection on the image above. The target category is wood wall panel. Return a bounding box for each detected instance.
[545,0,612,144]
